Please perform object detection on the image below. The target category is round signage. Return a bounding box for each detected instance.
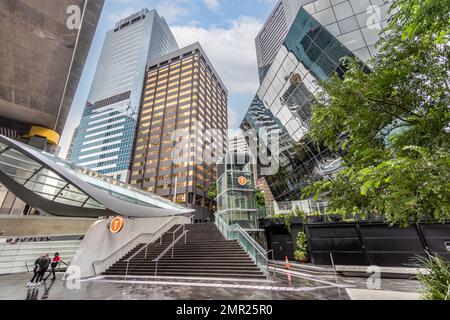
[238,176,247,186]
[110,217,124,234]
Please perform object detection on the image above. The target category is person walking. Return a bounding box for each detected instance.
[27,255,42,288]
[44,253,68,281]
[35,254,50,285]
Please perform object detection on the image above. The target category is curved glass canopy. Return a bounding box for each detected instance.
[0,135,194,218]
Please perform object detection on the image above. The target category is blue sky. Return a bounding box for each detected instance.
[60,0,278,156]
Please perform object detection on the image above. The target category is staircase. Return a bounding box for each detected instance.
[103,223,266,279]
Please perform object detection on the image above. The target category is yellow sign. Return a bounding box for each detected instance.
[110,217,124,234]
[238,176,247,186]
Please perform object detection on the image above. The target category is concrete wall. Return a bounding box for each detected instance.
[70,216,190,278]
[0,216,96,237]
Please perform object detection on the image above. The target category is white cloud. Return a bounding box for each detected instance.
[228,108,238,128]
[172,16,262,95]
[203,0,220,11]
[156,0,196,23]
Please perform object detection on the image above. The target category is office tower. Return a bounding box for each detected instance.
[243,2,392,201]
[69,9,178,182]
[256,0,391,82]
[130,43,228,221]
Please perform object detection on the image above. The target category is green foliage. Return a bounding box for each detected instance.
[416,254,450,300]
[294,232,309,263]
[256,188,266,208]
[303,0,450,226]
[207,181,217,200]
[272,212,294,233]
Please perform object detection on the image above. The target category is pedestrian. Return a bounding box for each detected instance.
[36,254,50,285]
[27,255,42,288]
[44,253,68,281]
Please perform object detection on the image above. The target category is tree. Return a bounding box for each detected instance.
[303,0,450,226]
[207,181,217,200]
[256,188,266,208]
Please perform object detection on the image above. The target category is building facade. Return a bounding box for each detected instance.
[69,9,178,182]
[255,0,303,82]
[255,0,391,82]
[227,132,248,154]
[130,43,228,221]
[242,2,392,201]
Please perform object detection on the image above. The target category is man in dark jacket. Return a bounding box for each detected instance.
[35,254,50,285]
[27,256,42,288]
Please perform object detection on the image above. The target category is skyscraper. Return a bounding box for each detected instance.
[255,0,303,82]
[227,132,248,154]
[243,1,392,201]
[130,43,228,222]
[69,9,178,182]
[256,0,391,82]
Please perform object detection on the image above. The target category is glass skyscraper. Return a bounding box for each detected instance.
[69,9,178,182]
[243,1,392,201]
[255,0,392,82]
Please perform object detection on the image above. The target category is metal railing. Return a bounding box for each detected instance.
[215,214,277,280]
[92,217,179,276]
[187,215,195,224]
[151,230,189,277]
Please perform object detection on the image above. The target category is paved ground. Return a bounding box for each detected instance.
[0,271,422,300]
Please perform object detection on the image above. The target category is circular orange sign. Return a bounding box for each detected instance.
[110,217,124,234]
[238,176,247,186]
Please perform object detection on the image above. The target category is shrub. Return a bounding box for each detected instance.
[416,254,450,300]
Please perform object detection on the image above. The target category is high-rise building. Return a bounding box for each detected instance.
[69,9,178,182]
[130,43,228,222]
[227,132,248,154]
[243,2,392,201]
[256,0,391,82]
[255,0,303,82]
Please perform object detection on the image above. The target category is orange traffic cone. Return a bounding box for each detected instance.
[284,256,292,270]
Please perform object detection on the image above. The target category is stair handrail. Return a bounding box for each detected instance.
[187,215,196,224]
[150,230,189,277]
[214,213,277,279]
[230,224,277,280]
[92,216,179,275]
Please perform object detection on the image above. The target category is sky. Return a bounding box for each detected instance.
[59,0,278,157]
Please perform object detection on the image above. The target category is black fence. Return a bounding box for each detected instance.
[305,222,450,267]
[261,218,450,266]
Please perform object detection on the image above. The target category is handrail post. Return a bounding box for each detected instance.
[125,261,129,279]
[145,244,148,259]
[155,261,158,277]
[184,231,187,244]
